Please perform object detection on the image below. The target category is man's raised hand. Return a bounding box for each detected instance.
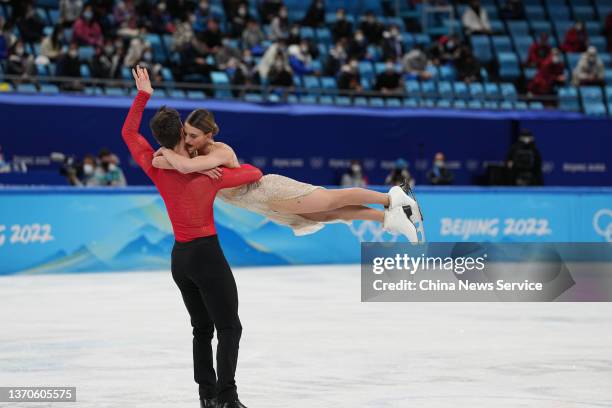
[132,66,154,95]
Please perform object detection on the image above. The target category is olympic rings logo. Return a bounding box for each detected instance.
[593,209,612,242]
[348,221,400,243]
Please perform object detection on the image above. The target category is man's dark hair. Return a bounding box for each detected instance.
[149,106,182,148]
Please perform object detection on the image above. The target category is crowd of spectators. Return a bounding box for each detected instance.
[0,0,611,105]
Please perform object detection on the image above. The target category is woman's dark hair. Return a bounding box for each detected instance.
[149,106,183,148]
[185,108,219,136]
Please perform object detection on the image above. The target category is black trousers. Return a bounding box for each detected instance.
[171,235,242,403]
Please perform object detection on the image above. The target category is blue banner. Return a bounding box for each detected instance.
[0,94,610,186]
[0,186,610,275]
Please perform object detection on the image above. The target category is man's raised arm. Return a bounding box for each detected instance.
[121,67,155,175]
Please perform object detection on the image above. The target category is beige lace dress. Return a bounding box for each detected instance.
[217,174,329,236]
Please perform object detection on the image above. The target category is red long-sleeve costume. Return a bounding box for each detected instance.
[121,91,262,242]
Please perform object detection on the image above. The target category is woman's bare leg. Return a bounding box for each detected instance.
[299,205,384,223]
[269,188,390,215]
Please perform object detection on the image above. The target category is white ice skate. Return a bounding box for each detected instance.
[383,206,419,243]
[387,180,426,242]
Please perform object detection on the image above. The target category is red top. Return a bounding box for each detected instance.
[121,91,262,242]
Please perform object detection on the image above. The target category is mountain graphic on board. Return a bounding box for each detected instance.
[20,245,109,275]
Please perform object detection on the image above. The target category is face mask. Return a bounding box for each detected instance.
[69,49,78,58]
[104,45,114,54]
[83,163,94,175]
[83,11,93,21]
[386,64,394,71]
[351,165,361,173]
[158,3,166,12]
[350,61,358,69]
[280,10,288,17]
[552,56,560,64]
[189,15,197,24]
[108,163,117,172]
[519,136,533,144]
[238,6,246,16]
[336,13,344,20]
[355,34,364,42]
[144,51,152,61]
[434,160,444,168]
[15,46,24,56]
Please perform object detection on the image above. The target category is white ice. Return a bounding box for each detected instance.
[1,265,611,408]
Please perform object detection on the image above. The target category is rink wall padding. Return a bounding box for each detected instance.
[0,94,611,187]
[0,186,610,275]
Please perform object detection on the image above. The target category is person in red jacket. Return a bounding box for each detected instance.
[123,67,262,408]
[528,48,566,103]
[560,21,588,53]
[72,5,103,47]
[526,32,552,68]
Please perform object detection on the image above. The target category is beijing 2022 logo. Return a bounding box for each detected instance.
[593,209,612,242]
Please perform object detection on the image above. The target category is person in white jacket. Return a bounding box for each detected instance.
[462,0,492,35]
[572,46,605,86]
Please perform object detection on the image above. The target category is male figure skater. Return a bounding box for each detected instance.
[122,67,257,408]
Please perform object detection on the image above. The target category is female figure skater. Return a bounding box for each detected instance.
[152,109,425,242]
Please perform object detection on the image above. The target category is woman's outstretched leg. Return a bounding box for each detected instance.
[270,188,390,215]
[299,205,384,223]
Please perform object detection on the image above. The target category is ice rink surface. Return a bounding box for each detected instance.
[1,265,611,408]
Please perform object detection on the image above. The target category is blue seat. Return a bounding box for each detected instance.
[244,93,264,103]
[529,20,552,36]
[16,83,38,93]
[589,36,607,53]
[485,83,500,100]
[507,21,529,36]
[145,34,166,62]
[303,75,320,89]
[84,87,104,96]
[525,5,545,20]
[80,64,91,78]
[606,69,612,84]
[469,82,485,99]
[105,87,125,96]
[315,28,331,45]
[168,89,186,99]
[354,97,368,106]
[299,94,317,104]
[558,86,580,111]
[524,67,537,80]
[513,35,533,63]
[498,53,521,80]
[492,36,513,53]
[471,35,492,63]
[548,5,570,21]
[287,94,299,104]
[501,83,518,101]
[334,96,351,106]
[580,86,603,104]
[529,101,544,110]
[436,99,452,108]
[386,98,402,107]
[300,27,315,39]
[583,102,607,116]
[483,101,499,109]
[78,46,95,61]
[606,86,612,103]
[211,71,231,98]
[404,79,421,96]
[438,81,453,99]
[161,67,174,82]
[421,81,436,99]
[320,76,337,90]
[439,65,456,80]
[420,99,435,108]
[515,101,528,109]
[573,6,595,21]
[403,98,419,107]
[318,95,334,105]
[369,97,385,107]
[358,61,374,80]
[186,90,206,99]
[499,101,514,110]
[453,82,469,100]
[360,77,371,90]
[453,100,467,108]
[40,84,59,94]
[468,100,483,109]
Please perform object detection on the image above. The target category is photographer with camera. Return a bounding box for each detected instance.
[506,129,543,186]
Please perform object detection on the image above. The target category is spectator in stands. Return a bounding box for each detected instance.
[374,60,403,95]
[381,25,405,62]
[359,11,384,44]
[347,29,369,61]
[287,23,302,45]
[216,38,242,69]
[302,0,326,27]
[260,0,283,23]
[525,32,552,68]
[138,45,164,83]
[402,45,433,80]
[572,46,605,87]
[98,149,127,187]
[149,2,174,35]
[230,52,261,97]
[606,12,612,52]
[242,19,265,54]
[427,152,454,185]
[288,43,314,76]
[257,39,288,80]
[270,6,290,41]
[179,35,213,80]
[268,57,294,88]
[506,130,542,186]
[60,0,83,28]
[461,0,491,35]
[385,159,415,188]
[200,18,223,53]
[113,0,139,38]
[331,8,353,42]
[56,43,83,90]
[6,40,35,81]
[73,5,103,47]
[337,60,362,94]
[18,5,46,44]
[67,154,102,186]
[0,18,7,61]
[560,21,588,53]
[124,36,146,68]
[91,40,115,79]
[172,13,195,52]
[341,160,368,187]
[324,40,347,76]
[456,45,482,83]
[38,25,65,65]
[500,0,525,20]
[193,0,211,31]
[528,48,566,101]
[429,34,461,66]
[229,2,250,38]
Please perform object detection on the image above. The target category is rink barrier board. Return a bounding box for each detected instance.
[0,186,610,275]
